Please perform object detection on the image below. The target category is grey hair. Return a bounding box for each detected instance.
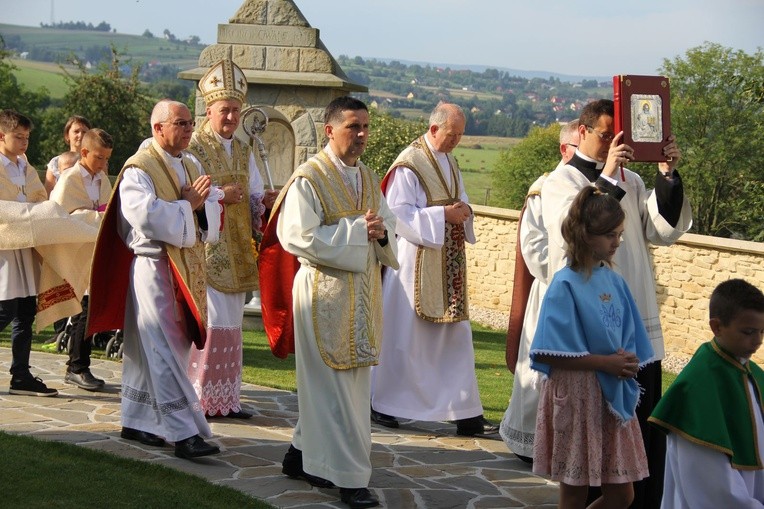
[150,99,188,127]
[429,102,465,128]
[559,119,579,144]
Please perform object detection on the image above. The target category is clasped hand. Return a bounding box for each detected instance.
[444,201,471,224]
[181,175,211,211]
[604,348,639,380]
[365,209,386,242]
[221,182,245,205]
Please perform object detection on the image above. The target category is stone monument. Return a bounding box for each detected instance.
[179,0,367,187]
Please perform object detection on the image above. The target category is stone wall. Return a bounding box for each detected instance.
[466,205,764,363]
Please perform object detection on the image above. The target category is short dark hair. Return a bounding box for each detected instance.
[0,109,33,132]
[82,128,113,150]
[579,99,614,129]
[709,279,764,325]
[324,96,368,125]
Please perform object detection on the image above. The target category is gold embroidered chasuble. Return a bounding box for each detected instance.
[387,136,469,323]
[187,125,258,293]
[122,144,209,336]
[282,150,384,370]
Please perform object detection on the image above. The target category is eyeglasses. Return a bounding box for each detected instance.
[585,126,615,143]
[565,143,578,148]
[163,119,195,129]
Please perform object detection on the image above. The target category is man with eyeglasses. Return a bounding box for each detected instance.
[88,99,224,460]
[501,119,579,463]
[516,99,691,508]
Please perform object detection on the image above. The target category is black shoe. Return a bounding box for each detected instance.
[339,487,379,509]
[9,374,58,397]
[515,453,533,465]
[370,408,399,429]
[121,427,166,447]
[64,370,105,391]
[174,435,220,459]
[455,415,499,436]
[226,409,253,419]
[282,444,335,488]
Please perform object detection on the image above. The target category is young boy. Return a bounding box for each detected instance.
[649,278,764,507]
[49,128,113,391]
[0,109,58,396]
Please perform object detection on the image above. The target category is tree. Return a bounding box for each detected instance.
[363,108,427,178]
[0,37,51,166]
[660,43,764,240]
[60,46,153,175]
[490,123,562,209]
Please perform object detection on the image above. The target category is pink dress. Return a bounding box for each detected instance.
[532,369,649,486]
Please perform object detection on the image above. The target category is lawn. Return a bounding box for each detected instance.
[454,135,521,207]
[9,59,70,99]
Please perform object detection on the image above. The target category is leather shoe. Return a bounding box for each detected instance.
[370,408,399,429]
[120,427,165,447]
[339,487,379,509]
[207,409,253,419]
[174,435,220,459]
[65,370,105,391]
[282,444,335,488]
[455,415,499,436]
[226,409,253,419]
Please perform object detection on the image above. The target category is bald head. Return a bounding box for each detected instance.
[426,103,466,154]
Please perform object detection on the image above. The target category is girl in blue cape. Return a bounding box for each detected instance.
[530,186,654,508]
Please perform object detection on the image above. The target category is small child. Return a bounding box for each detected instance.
[56,151,80,174]
[0,109,58,396]
[649,279,764,507]
[530,186,654,508]
[49,128,114,391]
[44,115,91,196]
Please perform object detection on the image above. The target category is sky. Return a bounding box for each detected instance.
[1,0,762,78]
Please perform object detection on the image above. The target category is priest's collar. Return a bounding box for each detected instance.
[568,151,605,183]
[324,144,360,171]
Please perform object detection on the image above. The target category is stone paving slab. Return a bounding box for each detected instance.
[0,347,558,508]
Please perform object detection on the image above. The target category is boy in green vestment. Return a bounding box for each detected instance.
[649,278,764,508]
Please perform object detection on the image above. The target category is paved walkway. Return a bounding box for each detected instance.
[0,348,558,508]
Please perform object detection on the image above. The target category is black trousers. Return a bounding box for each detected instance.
[0,296,37,377]
[66,295,91,373]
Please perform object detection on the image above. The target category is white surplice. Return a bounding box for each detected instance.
[500,174,549,457]
[501,156,692,458]
[661,378,764,508]
[117,149,220,442]
[371,145,483,422]
[277,150,398,488]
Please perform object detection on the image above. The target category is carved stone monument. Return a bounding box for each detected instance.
[179,0,367,187]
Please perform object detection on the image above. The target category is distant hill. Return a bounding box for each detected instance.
[361,57,609,84]
[0,23,606,83]
[0,23,202,69]
[1,23,610,137]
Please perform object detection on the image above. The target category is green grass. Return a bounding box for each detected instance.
[1,24,201,67]
[455,135,521,207]
[9,59,70,99]
[0,431,273,508]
